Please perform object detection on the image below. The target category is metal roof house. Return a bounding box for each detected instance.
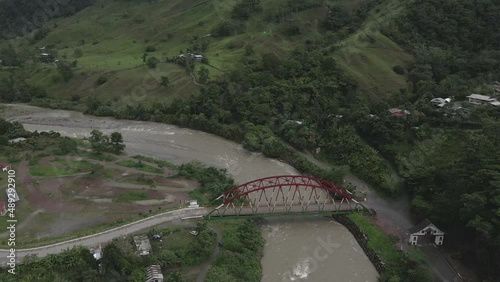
[430,97,451,107]
[192,54,203,62]
[466,94,498,106]
[409,219,444,246]
[146,265,164,282]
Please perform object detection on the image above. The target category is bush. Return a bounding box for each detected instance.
[57,61,73,82]
[393,65,405,75]
[145,45,156,52]
[146,57,159,68]
[96,76,108,85]
[73,48,83,58]
[33,27,50,41]
[212,20,245,37]
[160,76,169,87]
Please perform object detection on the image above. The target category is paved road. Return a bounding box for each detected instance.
[0,207,210,265]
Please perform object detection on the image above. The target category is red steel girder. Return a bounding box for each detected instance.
[222,175,352,204]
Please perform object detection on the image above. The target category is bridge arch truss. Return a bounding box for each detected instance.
[205,175,366,219]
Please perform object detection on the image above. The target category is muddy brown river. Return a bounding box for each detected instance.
[1,104,378,281]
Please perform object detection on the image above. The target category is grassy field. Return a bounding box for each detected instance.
[116,159,163,174]
[29,159,97,176]
[4,0,411,103]
[115,191,149,203]
[132,155,177,169]
[348,213,402,264]
[333,0,414,96]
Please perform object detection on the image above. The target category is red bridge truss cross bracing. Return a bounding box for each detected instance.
[206,175,366,219]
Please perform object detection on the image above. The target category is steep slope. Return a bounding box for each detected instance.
[1,0,413,105]
[334,0,414,97]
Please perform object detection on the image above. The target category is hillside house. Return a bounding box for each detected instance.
[40,53,54,63]
[146,265,164,282]
[409,219,444,246]
[430,97,451,107]
[133,235,152,256]
[466,94,499,106]
[193,54,203,62]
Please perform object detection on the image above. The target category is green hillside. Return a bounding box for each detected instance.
[334,0,414,95]
[1,0,412,104]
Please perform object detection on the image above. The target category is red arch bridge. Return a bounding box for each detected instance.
[204,175,368,220]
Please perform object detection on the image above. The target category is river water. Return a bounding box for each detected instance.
[1,104,378,281]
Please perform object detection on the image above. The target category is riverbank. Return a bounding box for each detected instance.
[0,104,390,280]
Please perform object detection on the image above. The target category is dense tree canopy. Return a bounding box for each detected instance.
[0,0,95,38]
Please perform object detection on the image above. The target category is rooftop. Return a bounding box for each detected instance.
[467,94,494,101]
[146,265,164,282]
[388,108,403,113]
[409,219,444,234]
[133,235,152,256]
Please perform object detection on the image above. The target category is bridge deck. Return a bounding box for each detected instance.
[206,201,365,219]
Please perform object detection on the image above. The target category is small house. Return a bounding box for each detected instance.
[40,53,54,63]
[409,219,444,246]
[430,97,451,107]
[188,200,199,208]
[146,265,164,282]
[466,94,497,105]
[192,54,203,62]
[133,235,152,256]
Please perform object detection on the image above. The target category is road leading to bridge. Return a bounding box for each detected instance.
[0,207,210,265]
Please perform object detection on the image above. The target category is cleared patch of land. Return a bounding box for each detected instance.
[0,136,198,247]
